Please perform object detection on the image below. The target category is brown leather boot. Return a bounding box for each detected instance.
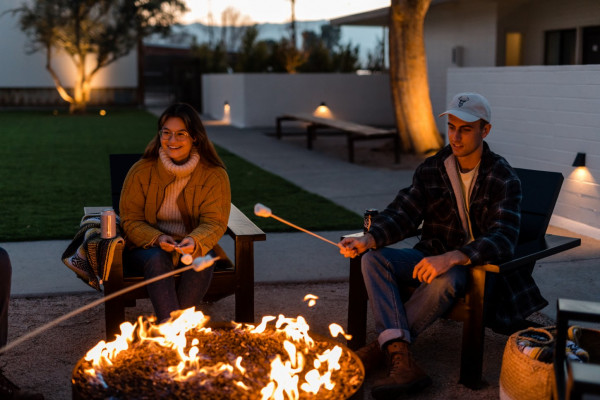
[354,340,384,373]
[371,341,432,399]
[0,369,44,400]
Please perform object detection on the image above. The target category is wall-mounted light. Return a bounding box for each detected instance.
[314,101,332,118]
[223,101,231,123]
[572,152,586,167]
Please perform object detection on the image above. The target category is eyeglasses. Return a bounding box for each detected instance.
[159,128,190,141]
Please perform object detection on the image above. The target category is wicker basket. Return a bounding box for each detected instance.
[499,327,557,400]
[500,326,600,400]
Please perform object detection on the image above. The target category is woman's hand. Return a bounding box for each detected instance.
[177,236,196,255]
[157,235,177,252]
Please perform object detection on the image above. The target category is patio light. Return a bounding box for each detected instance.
[314,102,332,118]
[572,152,586,167]
[223,101,231,123]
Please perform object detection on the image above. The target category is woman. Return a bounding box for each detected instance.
[120,103,231,323]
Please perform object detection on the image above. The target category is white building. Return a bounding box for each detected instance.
[329,0,600,238]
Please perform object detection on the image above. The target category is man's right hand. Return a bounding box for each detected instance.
[338,234,376,258]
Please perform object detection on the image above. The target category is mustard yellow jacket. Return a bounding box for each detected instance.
[119,157,231,259]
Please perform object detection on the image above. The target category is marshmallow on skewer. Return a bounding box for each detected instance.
[254,203,272,218]
[192,255,220,272]
[174,246,193,265]
[181,253,193,265]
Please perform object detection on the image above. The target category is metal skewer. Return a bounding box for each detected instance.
[254,203,341,248]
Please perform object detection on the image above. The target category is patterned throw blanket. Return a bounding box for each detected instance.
[62,215,124,291]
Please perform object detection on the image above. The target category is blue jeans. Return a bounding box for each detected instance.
[361,248,467,347]
[124,247,214,323]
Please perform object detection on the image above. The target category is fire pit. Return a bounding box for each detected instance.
[72,308,364,399]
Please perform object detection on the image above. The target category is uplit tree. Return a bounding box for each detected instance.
[389,0,443,154]
[9,0,187,114]
[278,38,305,73]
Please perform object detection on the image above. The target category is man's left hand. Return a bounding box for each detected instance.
[413,250,469,284]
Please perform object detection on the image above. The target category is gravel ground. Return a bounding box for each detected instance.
[2,281,553,400]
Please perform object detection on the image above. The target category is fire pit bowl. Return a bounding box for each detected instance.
[72,311,364,399]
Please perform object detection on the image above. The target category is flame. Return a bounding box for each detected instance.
[81,306,362,399]
[303,294,319,307]
[329,323,352,341]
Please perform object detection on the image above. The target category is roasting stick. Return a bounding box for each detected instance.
[254,203,341,248]
[0,255,218,355]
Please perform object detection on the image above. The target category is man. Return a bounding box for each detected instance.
[0,247,45,400]
[339,92,522,399]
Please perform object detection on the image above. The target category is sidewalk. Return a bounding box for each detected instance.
[3,119,599,324]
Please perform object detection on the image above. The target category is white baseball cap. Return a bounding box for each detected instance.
[439,92,491,123]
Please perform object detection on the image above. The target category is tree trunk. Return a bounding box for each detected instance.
[290,0,297,49]
[389,0,443,154]
[70,61,88,114]
[137,37,145,107]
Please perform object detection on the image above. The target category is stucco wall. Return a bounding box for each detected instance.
[202,73,395,128]
[446,65,600,237]
[426,0,498,133]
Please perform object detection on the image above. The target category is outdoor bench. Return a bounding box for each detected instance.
[275,113,400,163]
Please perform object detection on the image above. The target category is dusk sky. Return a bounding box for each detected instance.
[182,0,390,25]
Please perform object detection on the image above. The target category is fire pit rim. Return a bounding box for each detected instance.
[72,319,365,400]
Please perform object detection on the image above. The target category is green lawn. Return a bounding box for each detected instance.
[0,108,361,242]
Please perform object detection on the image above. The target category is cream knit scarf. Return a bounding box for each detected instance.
[156,148,200,239]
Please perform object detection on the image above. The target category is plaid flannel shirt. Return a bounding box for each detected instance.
[369,142,548,328]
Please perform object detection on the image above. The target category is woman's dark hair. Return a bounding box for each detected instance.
[142,103,225,169]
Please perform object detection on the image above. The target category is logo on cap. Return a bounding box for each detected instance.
[458,96,469,108]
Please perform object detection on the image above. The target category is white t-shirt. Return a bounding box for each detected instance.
[459,163,480,243]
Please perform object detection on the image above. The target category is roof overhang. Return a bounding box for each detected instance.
[330,0,456,27]
[330,7,389,26]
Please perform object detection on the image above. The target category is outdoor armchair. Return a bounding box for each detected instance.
[345,168,581,388]
[101,154,266,339]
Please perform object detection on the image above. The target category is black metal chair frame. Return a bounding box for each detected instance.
[554,298,600,400]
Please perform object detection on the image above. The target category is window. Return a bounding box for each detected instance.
[582,25,600,65]
[505,32,523,66]
[544,29,576,65]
